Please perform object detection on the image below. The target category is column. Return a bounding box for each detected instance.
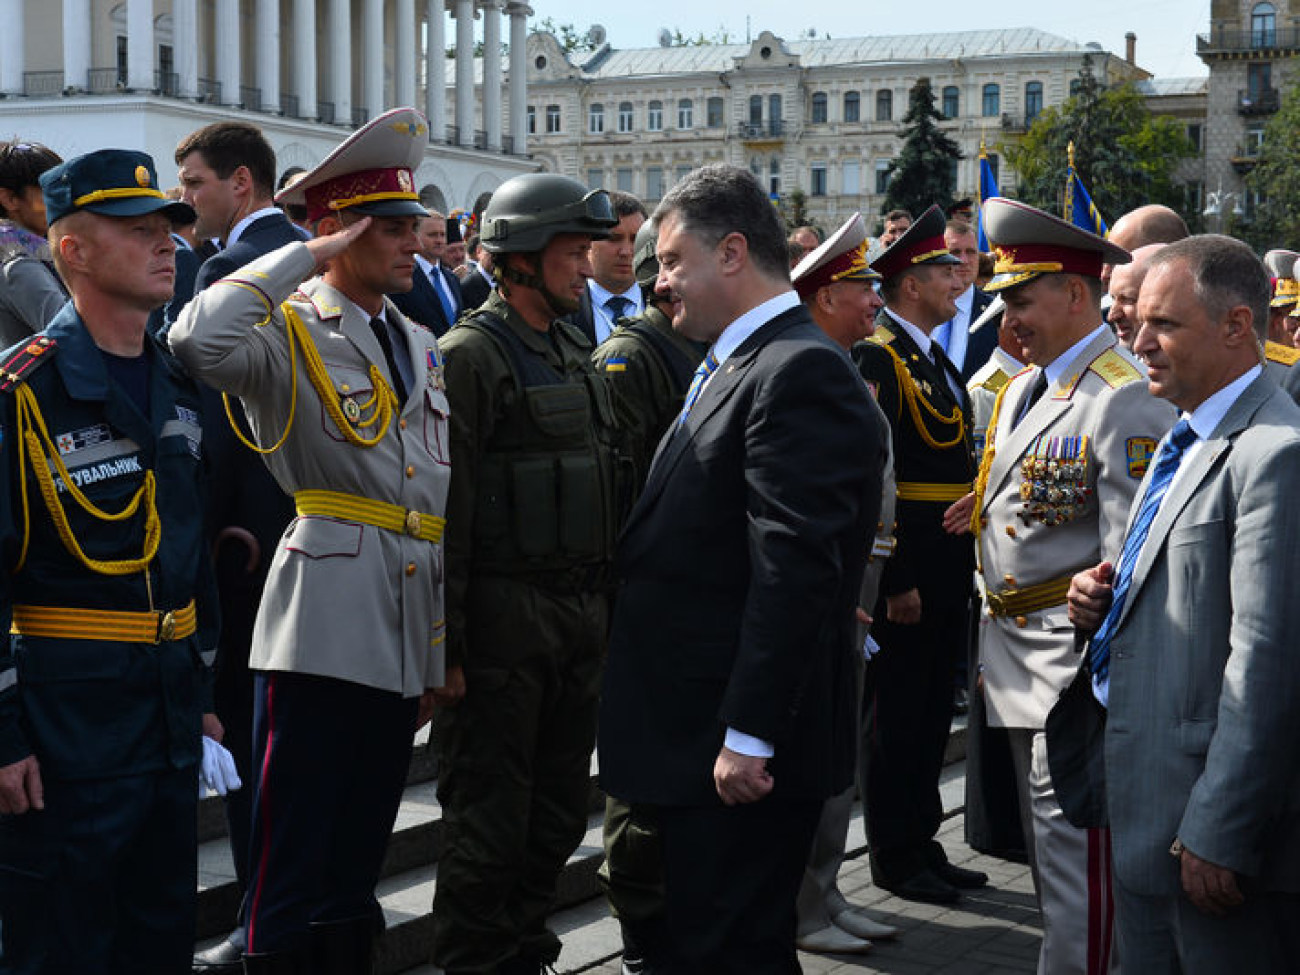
[453,0,474,146]
[363,0,383,121]
[425,0,447,142]
[256,0,280,112]
[293,0,316,118]
[329,0,351,123]
[216,0,240,106]
[396,0,415,107]
[126,0,154,91]
[174,0,198,98]
[63,0,91,92]
[507,2,530,155]
[0,0,23,95]
[480,0,501,151]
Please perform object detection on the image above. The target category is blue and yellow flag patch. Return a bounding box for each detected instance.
[1126,437,1157,479]
[603,356,628,374]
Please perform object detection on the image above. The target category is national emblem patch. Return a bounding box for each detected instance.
[1126,436,1157,479]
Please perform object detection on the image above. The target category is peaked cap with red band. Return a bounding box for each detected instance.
[276,106,430,224]
[981,196,1130,293]
[792,212,880,299]
[1263,249,1300,308]
[868,204,961,280]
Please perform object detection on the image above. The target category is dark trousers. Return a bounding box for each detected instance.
[0,765,197,974]
[599,798,668,962]
[655,798,821,974]
[242,672,416,955]
[863,598,966,879]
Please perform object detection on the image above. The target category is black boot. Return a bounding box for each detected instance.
[307,916,377,975]
[240,949,305,975]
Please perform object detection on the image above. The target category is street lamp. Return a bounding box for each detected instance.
[1203,179,1244,233]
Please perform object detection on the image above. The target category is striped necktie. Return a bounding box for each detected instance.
[1088,418,1197,682]
[678,351,720,425]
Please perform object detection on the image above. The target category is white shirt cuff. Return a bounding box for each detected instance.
[725,727,774,758]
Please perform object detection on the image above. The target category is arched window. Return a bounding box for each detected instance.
[942,86,959,118]
[706,96,724,128]
[617,102,634,132]
[1024,81,1044,122]
[843,91,860,123]
[876,89,892,122]
[811,91,828,124]
[1252,2,1277,46]
[982,83,1000,117]
[588,103,604,134]
[647,100,663,131]
[677,98,693,129]
[749,94,763,125]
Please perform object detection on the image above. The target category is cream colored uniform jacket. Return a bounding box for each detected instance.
[967,347,1024,458]
[170,241,451,697]
[977,330,1175,729]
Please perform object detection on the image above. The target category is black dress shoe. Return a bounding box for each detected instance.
[193,938,245,974]
[932,859,989,889]
[874,866,961,905]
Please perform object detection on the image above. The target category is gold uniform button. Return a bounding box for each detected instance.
[1004,574,1016,587]
[1006,525,1017,538]
[406,562,417,576]
[406,465,415,478]
[400,418,407,430]
[1014,615,1028,628]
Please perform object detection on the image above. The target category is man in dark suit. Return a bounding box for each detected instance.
[1067,236,1300,972]
[173,120,304,975]
[935,218,996,383]
[599,164,883,973]
[566,191,647,347]
[389,209,464,336]
[457,233,494,311]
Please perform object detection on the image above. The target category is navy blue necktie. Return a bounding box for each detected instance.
[432,268,456,325]
[1088,418,1197,681]
[605,295,632,323]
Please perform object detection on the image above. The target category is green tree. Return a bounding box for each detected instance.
[1244,83,1300,249]
[882,78,963,217]
[530,18,597,54]
[780,188,810,230]
[1004,56,1195,224]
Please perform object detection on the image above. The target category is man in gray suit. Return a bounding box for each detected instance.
[1069,235,1300,972]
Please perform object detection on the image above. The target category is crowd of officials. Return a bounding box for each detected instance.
[0,103,1296,975]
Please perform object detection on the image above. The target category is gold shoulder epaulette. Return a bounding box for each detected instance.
[978,369,1011,394]
[871,324,895,344]
[0,336,57,391]
[1265,340,1300,366]
[1088,348,1143,389]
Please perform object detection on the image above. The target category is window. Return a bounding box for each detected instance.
[587,168,604,189]
[646,166,664,200]
[875,161,891,195]
[1247,62,1272,98]
[707,96,724,128]
[842,159,860,195]
[843,91,860,123]
[810,162,827,197]
[526,105,536,134]
[876,89,892,122]
[1245,124,1266,156]
[811,91,828,124]
[618,102,634,132]
[982,83,1000,117]
[749,94,763,125]
[768,158,780,196]
[769,94,782,127]
[588,103,604,134]
[116,35,128,85]
[1185,182,1204,214]
[1187,123,1202,153]
[677,99,693,129]
[942,85,959,118]
[676,164,693,185]
[617,168,634,192]
[749,157,762,177]
[1025,81,1043,122]
[1252,2,1277,47]
[987,153,1000,186]
[546,104,561,133]
[1069,78,1082,98]
[648,100,663,131]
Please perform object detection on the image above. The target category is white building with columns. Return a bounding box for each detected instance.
[0,0,538,212]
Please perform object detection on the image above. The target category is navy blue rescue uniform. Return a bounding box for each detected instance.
[0,304,217,974]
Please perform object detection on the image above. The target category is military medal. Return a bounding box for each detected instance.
[342,396,362,422]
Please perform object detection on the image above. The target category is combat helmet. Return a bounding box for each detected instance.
[633,219,660,288]
[480,173,616,253]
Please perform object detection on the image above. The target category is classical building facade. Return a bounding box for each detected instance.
[510,27,1150,230]
[1198,0,1298,219]
[0,0,537,211]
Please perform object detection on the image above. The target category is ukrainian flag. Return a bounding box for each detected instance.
[977,141,997,252]
[1063,141,1108,237]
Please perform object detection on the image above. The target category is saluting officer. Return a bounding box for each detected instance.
[0,149,218,973]
[853,204,985,905]
[432,174,621,975]
[964,197,1175,975]
[171,108,452,974]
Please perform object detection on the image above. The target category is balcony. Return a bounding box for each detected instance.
[155,71,179,97]
[1230,144,1262,175]
[351,107,369,128]
[317,100,335,125]
[23,71,63,97]
[1000,113,1028,133]
[1238,87,1280,115]
[197,78,222,104]
[240,85,262,112]
[87,68,122,94]
[736,119,784,143]
[279,93,298,118]
[1198,28,1300,55]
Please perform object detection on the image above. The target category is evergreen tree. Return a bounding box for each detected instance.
[1004,56,1194,223]
[882,78,963,217]
[1244,84,1300,250]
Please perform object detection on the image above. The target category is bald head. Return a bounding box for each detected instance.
[1103,206,1188,288]
[1108,243,1166,350]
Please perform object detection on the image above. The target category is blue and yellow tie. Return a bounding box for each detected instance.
[678,351,720,426]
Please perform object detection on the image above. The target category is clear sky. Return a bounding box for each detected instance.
[535,0,1210,81]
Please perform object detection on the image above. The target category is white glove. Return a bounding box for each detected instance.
[199,736,243,798]
[862,633,882,661]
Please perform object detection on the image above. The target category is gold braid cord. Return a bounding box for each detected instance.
[969,379,1014,539]
[881,342,966,449]
[12,383,160,575]
[217,282,398,454]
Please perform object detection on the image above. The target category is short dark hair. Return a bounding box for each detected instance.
[885,209,912,224]
[609,190,648,221]
[653,164,788,279]
[0,139,61,217]
[175,122,277,197]
[945,218,975,238]
[1149,235,1271,341]
[277,165,306,192]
